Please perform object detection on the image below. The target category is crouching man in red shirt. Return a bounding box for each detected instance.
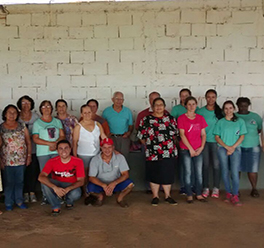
[38,140,85,216]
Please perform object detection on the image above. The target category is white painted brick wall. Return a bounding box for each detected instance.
[0,0,263,118]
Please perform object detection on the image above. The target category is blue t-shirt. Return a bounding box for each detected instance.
[32,117,63,156]
[102,105,133,134]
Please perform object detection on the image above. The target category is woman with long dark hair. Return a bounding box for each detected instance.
[214,101,247,206]
[197,89,223,199]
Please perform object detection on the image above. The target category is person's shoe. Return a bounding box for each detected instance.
[224,192,232,203]
[211,188,220,198]
[17,203,28,209]
[117,200,129,208]
[5,205,13,211]
[151,197,159,206]
[65,204,73,210]
[196,196,207,202]
[165,197,178,205]
[186,196,194,204]
[231,195,242,206]
[84,195,97,205]
[24,193,29,203]
[92,199,103,207]
[30,193,37,203]
[202,188,209,198]
[250,189,260,198]
[40,197,49,206]
[51,208,61,217]
[179,187,186,195]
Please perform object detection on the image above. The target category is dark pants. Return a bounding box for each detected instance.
[111,136,130,161]
[24,154,40,193]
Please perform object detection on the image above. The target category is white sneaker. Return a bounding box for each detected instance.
[24,193,29,203]
[202,188,209,198]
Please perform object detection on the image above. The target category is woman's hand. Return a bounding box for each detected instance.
[195,147,204,156]
[226,146,235,155]
[189,148,196,157]
[49,142,57,151]
[26,155,32,166]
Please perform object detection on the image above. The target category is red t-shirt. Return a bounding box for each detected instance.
[177,114,208,150]
[42,156,85,183]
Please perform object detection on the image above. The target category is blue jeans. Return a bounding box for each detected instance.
[4,165,26,207]
[217,146,241,196]
[180,150,203,196]
[202,142,220,189]
[43,179,82,210]
[38,154,58,198]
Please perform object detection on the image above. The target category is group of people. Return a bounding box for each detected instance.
[0,89,262,215]
[137,89,262,206]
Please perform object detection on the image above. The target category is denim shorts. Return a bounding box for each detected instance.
[240,146,261,173]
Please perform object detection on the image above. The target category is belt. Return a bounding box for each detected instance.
[111,134,123,137]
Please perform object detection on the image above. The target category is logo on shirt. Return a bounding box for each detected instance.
[250,119,256,125]
[235,130,240,135]
[54,168,76,178]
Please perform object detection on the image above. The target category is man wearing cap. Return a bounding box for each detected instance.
[38,140,85,216]
[85,138,134,208]
[102,91,133,160]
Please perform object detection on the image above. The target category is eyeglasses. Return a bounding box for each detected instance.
[22,101,31,105]
[114,98,124,101]
[41,105,51,109]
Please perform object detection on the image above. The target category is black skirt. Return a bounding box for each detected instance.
[146,157,176,185]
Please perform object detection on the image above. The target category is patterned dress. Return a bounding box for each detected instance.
[137,114,178,161]
[137,114,178,184]
[0,122,27,166]
[56,115,78,145]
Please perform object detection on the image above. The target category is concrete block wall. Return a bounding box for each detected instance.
[0,0,264,120]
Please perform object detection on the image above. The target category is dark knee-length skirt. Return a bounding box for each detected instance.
[146,157,176,185]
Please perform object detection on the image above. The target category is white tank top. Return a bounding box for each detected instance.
[77,122,100,156]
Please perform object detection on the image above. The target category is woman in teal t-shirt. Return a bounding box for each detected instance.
[236,97,262,198]
[214,100,247,206]
[197,89,223,199]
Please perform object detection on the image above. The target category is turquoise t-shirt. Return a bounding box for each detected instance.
[171,104,200,120]
[102,105,133,134]
[213,117,247,147]
[197,106,218,143]
[32,117,63,156]
[171,104,187,120]
[236,112,262,148]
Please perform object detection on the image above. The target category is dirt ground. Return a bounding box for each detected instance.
[0,190,264,248]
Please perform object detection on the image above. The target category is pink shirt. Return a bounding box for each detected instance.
[178,114,208,150]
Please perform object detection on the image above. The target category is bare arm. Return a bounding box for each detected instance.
[57,129,65,143]
[123,125,133,138]
[179,129,196,157]
[72,125,80,157]
[64,177,85,194]
[106,171,130,196]
[24,127,32,166]
[97,122,107,140]
[195,128,206,156]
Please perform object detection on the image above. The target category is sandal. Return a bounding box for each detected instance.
[250,189,260,198]
[117,200,129,208]
[196,196,207,202]
[51,209,61,216]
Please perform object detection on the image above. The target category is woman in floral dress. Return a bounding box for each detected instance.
[0,104,31,211]
[55,99,78,145]
[137,98,178,206]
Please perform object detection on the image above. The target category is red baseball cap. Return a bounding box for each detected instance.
[100,138,114,147]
